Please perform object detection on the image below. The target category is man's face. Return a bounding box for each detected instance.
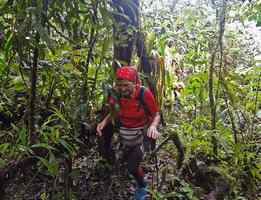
[115,79,135,98]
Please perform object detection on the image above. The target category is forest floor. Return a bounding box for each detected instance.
[3,136,261,200]
[3,141,177,200]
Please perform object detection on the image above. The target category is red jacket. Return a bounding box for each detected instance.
[112,86,159,128]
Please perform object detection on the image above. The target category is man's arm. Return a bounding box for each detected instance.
[96,113,111,136]
[147,112,160,139]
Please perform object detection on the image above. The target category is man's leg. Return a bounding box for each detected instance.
[125,145,145,187]
[125,145,148,200]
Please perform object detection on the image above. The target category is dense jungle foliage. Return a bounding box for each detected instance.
[0,0,260,199]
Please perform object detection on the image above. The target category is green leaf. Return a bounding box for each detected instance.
[0,158,6,168]
[12,125,28,146]
[4,32,13,57]
[0,143,10,152]
[59,138,74,154]
[101,37,112,55]
[51,107,69,125]
[17,144,34,155]
[48,152,59,175]
[37,156,50,171]
[10,76,25,91]
[31,143,56,151]
[37,153,59,176]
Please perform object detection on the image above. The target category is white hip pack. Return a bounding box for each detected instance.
[119,126,145,147]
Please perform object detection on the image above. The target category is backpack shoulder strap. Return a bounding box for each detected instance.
[137,86,149,115]
[139,86,145,103]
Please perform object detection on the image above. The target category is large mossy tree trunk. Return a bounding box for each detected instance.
[112,0,139,68]
[112,0,151,74]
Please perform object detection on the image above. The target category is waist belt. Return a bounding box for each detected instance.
[119,126,145,147]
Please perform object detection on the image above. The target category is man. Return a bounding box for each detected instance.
[96,66,160,200]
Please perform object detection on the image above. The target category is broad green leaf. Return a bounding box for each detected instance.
[31,143,56,151]
[59,138,74,154]
[0,143,10,152]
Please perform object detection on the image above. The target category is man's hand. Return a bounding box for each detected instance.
[96,120,106,136]
[147,125,160,139]
[96,114,111,136]
[147,112,160,139]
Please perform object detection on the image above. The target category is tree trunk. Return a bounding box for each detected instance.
[112,0,139,68]
[28,32,39,143]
